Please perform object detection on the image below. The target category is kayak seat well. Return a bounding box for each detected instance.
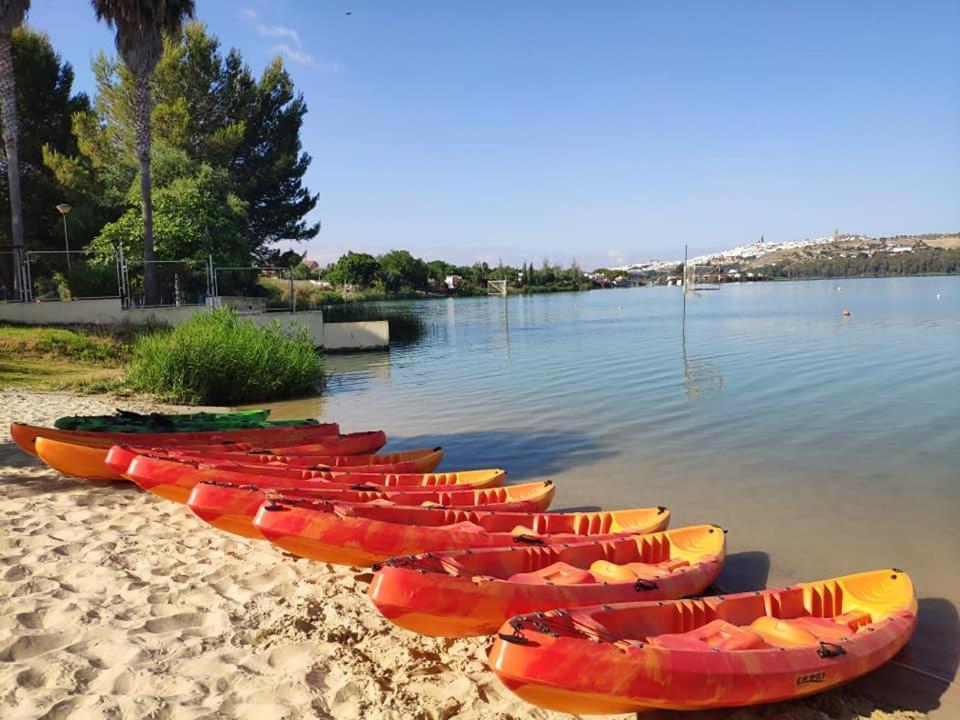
[649,611,874,652]
[648,620,770,651]
[589,559,690,583]
[439,521,487,534]
[508,562,597,585]
[507,557,692,585]
[749,614,861,647]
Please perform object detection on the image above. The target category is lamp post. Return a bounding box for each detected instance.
[56,203,72,272]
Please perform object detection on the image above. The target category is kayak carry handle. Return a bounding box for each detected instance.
[817,641,846,659]
[634,579,658,591]
[513,535,545,545]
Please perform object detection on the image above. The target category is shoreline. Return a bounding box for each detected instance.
[0,389,949,719]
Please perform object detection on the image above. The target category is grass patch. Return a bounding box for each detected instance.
[0,358,124,393]
[126,309,324,404]
[0,323,129,365]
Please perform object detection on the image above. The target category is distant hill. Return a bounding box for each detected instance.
[617,233,960,279]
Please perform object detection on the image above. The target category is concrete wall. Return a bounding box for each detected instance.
[321,320,390,351]
[0,298,121,325]
[0,299,389,350]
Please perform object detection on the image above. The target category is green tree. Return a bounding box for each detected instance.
[233,57,319,254]
[89,145,247,263]
[50,22,318,264]
[0,28,90,254]
[292,261,315,280]
[378,249,427,291]
[326,251,380,288]
[425,259,453,283]
[154,24,319,254]
[91,0,196,304]
[0,0,29,293]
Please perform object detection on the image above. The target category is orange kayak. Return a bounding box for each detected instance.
[186,479,556,540]
[253,502,671,567]
[10,421,339,456]
[370,524,725,638]
[108,447,505,504]
[489,569,917,714]
[32,431,387,481]
[167,446,444,473]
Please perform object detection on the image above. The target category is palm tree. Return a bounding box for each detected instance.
[91,0,194,305]
[0,0,29,298]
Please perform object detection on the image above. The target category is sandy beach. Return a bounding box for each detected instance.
[0,389,934,719]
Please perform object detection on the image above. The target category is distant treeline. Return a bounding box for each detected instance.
[307,251,593,296]
[757,248,960,279]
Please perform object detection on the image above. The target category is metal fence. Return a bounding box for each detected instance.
[212,265,296,313]
[0,249,121,303]
[119,253,214,309]
[0,250,310,314]
[25,250,122,302]
[0,249,29,302]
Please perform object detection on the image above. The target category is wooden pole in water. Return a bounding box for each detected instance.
[682,243,688,320]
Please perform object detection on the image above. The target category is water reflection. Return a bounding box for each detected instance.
[680,312,723,401]
[326,351,391,381]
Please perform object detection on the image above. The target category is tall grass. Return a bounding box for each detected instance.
[0,323,127,364]
[127,309,323,404]
[320,302,428,344]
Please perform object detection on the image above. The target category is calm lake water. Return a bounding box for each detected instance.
[259,276,959,682]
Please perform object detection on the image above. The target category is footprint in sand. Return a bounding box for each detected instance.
[142,612,205,634]
[0,631,75,661]
[266,643,314,672]
[15,667,45,689]
[52,542,86,558]
[15,610,46,630]
[43,602,83,629]
[3,564,29,581]
[10,577,59,597]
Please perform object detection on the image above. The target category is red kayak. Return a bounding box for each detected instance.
[369,524,726,637]
[156,430,387,457]
[253,501,671,567]
[186,479,557,539]
[166,446,444,473]
[31,430,385,482]
[10,421,340,457]
[106,447,506,504]
[488,570,917,713]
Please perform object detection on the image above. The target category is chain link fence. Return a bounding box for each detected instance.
[118,253,214,309]
[25,250,122,302]
[212,266,296,313]
[1,249,313,315]
[0,249,29,302]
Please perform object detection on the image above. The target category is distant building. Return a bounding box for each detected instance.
[444,275,463,289]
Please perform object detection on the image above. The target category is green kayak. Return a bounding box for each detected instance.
[54,409,318,433]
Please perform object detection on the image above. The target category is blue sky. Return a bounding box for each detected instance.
[26,1,960,268]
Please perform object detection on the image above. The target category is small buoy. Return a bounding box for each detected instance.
[842,309,851,317]
[617,305,622,311]
[936,293,942,300]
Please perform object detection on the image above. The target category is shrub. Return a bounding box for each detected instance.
[127,309,323,404]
